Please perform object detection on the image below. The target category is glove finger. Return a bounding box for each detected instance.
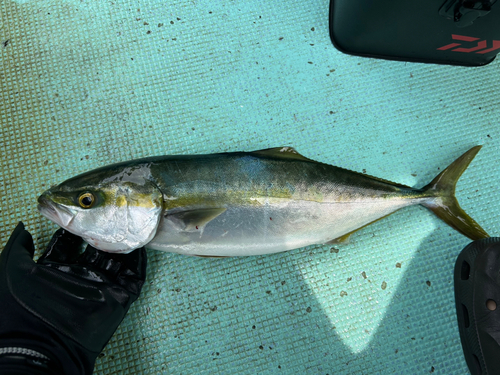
[117,247,148,281]
[37,228,84,265]
[41,245,109,283]
[0,222,36,268]
[77,245,121,278]
[115,247,148,296]
[77,246,147,296]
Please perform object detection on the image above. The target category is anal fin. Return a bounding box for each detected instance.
[326,233,352,244]
[325,212,396,245]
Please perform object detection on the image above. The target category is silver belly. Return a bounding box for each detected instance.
[147,197,427,256]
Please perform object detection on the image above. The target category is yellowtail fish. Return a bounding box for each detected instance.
[37,146,489,255]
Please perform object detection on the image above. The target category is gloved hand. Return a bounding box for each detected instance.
[0,222,147,375]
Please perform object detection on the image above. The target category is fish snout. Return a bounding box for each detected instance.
[37,192,76,228]
[37,193,51,206]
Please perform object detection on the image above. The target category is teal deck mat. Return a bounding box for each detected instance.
[1,1,499,374]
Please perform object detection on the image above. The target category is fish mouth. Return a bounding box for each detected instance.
[37,194,76,228]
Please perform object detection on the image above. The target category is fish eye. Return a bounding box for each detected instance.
[78,192,95,208]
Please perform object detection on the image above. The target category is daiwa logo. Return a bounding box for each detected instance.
[437,34,500,54]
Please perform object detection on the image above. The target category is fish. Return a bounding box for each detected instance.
[37,146,489,255]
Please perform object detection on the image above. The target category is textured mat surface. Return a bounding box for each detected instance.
[1,1,499,374]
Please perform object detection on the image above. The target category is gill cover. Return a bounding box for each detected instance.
[80,182,163,253]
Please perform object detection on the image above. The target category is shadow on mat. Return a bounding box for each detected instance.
[96,229,468,375]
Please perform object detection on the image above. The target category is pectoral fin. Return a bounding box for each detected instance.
[165,208,227,232]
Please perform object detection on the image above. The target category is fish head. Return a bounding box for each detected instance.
[37,164,164,253]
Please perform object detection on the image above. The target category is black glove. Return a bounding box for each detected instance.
[0,222,147,375]
[454,237,500,375]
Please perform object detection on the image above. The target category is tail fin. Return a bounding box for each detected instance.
[421,146,489,241]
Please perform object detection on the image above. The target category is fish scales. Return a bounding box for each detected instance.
[37,147,489,255]
[146,153,424,255]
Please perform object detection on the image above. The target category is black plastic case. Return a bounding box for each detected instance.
[329,0,500,66]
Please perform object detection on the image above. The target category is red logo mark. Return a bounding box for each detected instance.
[437,34,500,54]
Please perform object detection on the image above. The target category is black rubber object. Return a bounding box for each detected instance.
[454,237,500,375]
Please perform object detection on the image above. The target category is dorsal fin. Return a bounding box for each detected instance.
[252,147,412,189]
[250,147,314,162]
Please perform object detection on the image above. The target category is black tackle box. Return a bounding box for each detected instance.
[329,0,500,66]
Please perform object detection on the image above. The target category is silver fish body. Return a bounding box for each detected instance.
[37,147,489,255]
